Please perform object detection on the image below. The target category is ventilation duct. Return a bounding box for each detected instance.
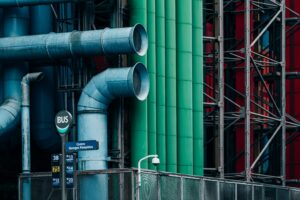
[77,63,149,200]
[0,24,148,61]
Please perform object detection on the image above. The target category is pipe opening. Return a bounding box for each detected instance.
[130,63,149,101]
[35,73,44,82]
[131,24,148,56]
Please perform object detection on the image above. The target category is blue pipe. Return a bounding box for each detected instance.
[0,0,82,7]
[0,24,148,61]
[0,7,29,137]
[0,9,3,105]
[30,5,60,150]
[77,63,149,200]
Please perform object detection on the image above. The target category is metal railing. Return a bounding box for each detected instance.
[18,169,300,200]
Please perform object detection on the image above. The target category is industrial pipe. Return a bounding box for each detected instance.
[0,7,29,138]
[176,0,193,174]
[0,99,20,135]
[30,5,60,151]
[77,63,149,200]
[0,24,148,61]
[0,0,82,7]
[128,0,149,169]
[165,0,177,173]
[156,0,166,171]
[147,0,157,170]
[192,0,204,176]
[21,72,44,172]
[21,72,43,200]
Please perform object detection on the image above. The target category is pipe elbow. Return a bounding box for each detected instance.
[78,63,149,113]
[21,72,44,85]
[21,72,44,106]
[0,99,21,135]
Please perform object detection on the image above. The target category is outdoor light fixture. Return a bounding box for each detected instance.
[137,154,160,187]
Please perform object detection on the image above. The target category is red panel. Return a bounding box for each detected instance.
[286,0,300,182]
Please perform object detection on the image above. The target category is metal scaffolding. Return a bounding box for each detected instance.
[204,0,300,185]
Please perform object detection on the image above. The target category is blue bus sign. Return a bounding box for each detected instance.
[66,140,99,152]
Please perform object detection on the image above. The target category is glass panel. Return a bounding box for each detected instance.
[204,180,218,200]
[276,188,289,200]
[264,186,276,200]
[139,173,158,200]
[220,182,235,200]
[160,176,181,200]
[237,184,252,200]
[254,186,263,200]
[183,178,201,200]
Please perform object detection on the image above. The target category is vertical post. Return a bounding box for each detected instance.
[22,100,31,200]
[281,0,286,186]
[61,135,67,200]
[136,172,140,200]
[55,110,72,199]
[216,0,225,179]
[245,0,251,182]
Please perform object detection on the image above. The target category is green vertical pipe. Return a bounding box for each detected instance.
[128,0,148,168]
[192,0,204,176]
[165,0,177,173]
[147,0,157,169]
[176,0,193,174]
[156,0,166,171]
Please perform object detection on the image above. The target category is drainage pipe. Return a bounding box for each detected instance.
[77,63,149,200]
[21,72,43,200]
[0,7,29,137]
[0,0,82,7]
[156,0,166,171]
[176,0,193,174]
[128,0,148,169]
[30,5,60,150]
[21,72,44,172]
[165,0,177,173]
[0,24,148,61]
[192,0,204,176]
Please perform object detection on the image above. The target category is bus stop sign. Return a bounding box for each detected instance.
[55,110,73,135]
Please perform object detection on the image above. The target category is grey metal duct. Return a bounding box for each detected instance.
[21,72,43,200]
[77,63,149,200]
[0,0,81,7]
[0,24,148,61]
[21,72,44,173]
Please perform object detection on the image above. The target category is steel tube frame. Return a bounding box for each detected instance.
[203,0,288,183]
[250,124,282,170]
[281,0,286,186]
[245,0,251,182]
[216,0,225,179]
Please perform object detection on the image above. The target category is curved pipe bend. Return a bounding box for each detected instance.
[0,99,20,135]
[21,72,44,106]
[78,62,149,113]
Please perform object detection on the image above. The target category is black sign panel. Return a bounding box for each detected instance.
[51,153,76,189]
[65,153,76,188]
[55,110,73,135]
[51,154,61,188]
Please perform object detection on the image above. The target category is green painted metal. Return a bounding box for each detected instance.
[156,0,166,171]
[129,0,148,168]
[176,0,193,174]
[165,0,177,173]
[192,0,204,176]
[147,0,157,169]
